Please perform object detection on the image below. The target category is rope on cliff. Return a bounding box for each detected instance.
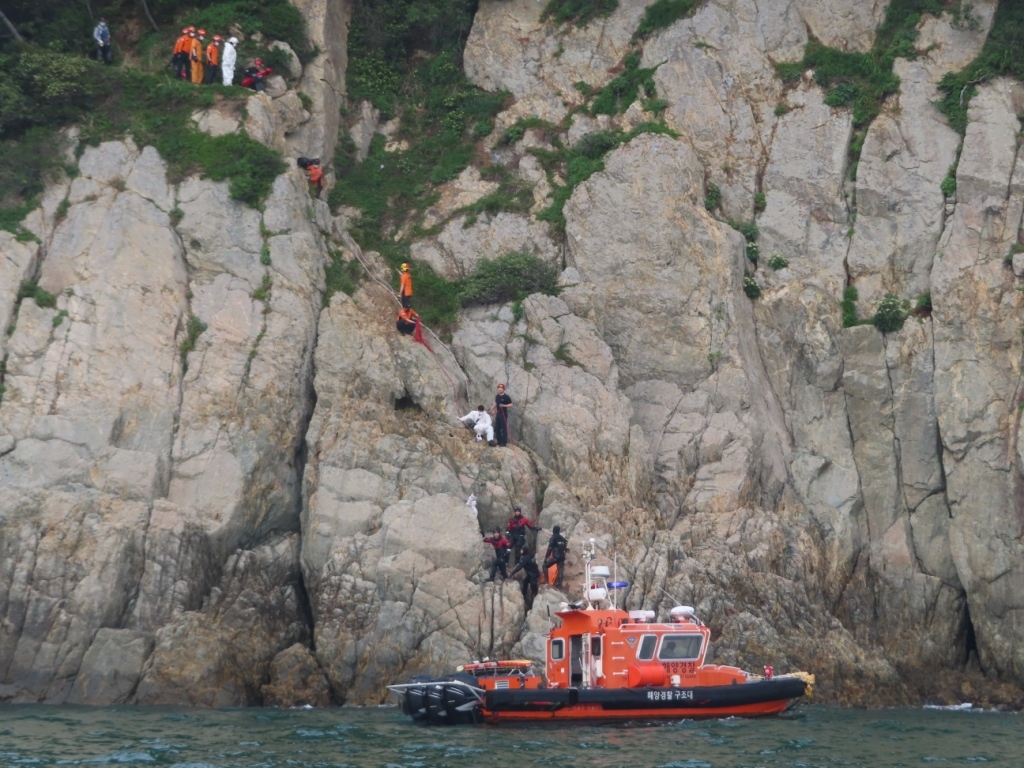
[338,232,467,410]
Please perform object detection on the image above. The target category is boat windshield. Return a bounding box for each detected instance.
[658,634,703,660]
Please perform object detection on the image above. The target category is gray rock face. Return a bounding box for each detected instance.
[0,138,327,706]
[4,0,1024,709]
[932,80,1024,682]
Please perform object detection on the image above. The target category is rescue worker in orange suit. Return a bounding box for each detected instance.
[506,506,540,566]
[510,546,540,610]
[542,525,568,588]
[172,27,191,79]
[205,35,221,84]
[189,29,204,85]
[396,306,418,335]
[399,263,413,309]
[492,383,512,447]
[482,528,511,582]
[297,157,323,194]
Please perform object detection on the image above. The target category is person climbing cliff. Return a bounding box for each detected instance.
[492,383,512,447]
[396,307,418,335]
[510,546,540,610]
[482,528,511,582]
[93,17,112,64]
[459,406,495,444]
[221,36,238,86]
[542,525,568,588]
[506,506,540,565]
[205,35,221,84]
[398,263,413,309]
[297,157,323,194]
[188,29,204,85]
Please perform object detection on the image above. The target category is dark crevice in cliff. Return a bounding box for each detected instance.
[962,603,979,668]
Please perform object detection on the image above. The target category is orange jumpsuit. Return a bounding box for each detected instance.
[189,36,204,85]
[399,271,413,308]
[173,34,189,78]
[205,41,219,84]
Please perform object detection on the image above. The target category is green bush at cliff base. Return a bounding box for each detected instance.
[936,0,1024,134]
[541,0,618,28]
[633,0,702,40]
[460,251,560,307]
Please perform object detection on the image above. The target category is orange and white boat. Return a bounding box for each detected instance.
[388,539,814,724]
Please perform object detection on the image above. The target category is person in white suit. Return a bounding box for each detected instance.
[460,406,495,445]
[221,36,238,86]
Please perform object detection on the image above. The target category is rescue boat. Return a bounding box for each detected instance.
[388,539,814,724]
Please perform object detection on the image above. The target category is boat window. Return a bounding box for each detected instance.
[637,634,658,661]
[591,637,602,658]
[657,634,703,661]
[551,638,564,661]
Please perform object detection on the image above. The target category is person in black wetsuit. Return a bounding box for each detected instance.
[542,524,568,588]
[482,528,511,582]
[510,546,540,610]
[492,383,512,447]
[505,507,540,566]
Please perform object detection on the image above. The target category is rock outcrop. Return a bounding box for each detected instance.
[3,0,1024,709]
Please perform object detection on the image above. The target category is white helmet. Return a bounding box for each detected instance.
[228,37,238,45]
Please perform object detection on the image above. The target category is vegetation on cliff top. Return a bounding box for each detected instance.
[0,0,304,230]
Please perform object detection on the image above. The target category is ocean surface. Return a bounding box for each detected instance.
[0,703,1020,768]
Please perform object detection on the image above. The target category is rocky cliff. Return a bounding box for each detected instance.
[1,0,1023,708]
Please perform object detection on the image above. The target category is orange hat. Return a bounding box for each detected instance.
[188,26,195,32]
[182,27,190,34]
[197,28,206,36]
[213,34,222,41]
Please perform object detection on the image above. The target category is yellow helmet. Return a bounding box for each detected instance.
[400,263,410,271]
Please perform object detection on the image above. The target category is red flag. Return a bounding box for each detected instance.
[413,316,432,351]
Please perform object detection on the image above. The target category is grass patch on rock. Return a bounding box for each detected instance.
[541,0,618,28]
[936,0,1024,133]
[633,0,703,40]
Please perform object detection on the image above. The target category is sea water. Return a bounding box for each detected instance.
[0,703,1020,767]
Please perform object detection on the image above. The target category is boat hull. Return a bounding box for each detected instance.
[391,676,807,725]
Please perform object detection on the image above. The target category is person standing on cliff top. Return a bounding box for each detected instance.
[510,546,540,610]
[205,35,221,84]
[492,383,512,447]
[482,528,511,582]
[398,263,413,309]
[93,17,112,64]
[222,36,238,86]
[188,29,204,85]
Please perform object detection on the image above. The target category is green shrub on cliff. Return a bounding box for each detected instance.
[460,252,560,307]
[633,0,702,40]
[541,0,618,28]
[936,0,1024,133]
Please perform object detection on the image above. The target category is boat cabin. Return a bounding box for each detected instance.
[544,549,746,690]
